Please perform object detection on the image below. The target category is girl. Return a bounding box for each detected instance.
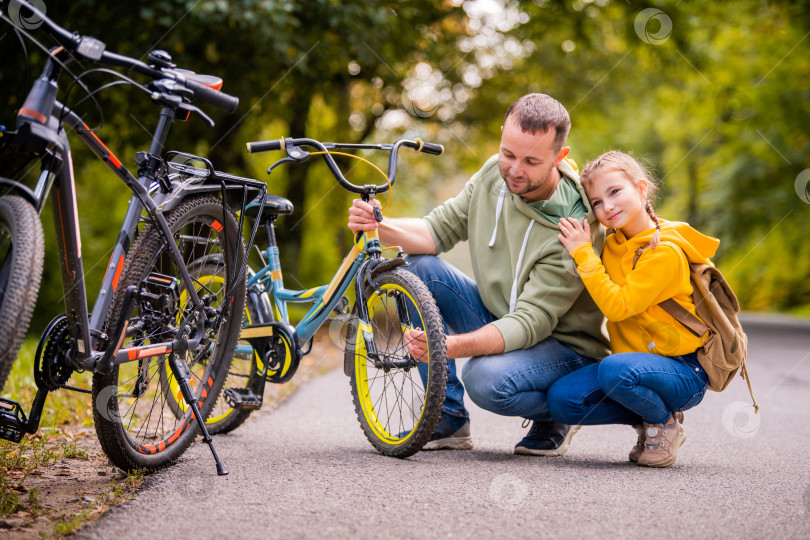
[548,150,719,467]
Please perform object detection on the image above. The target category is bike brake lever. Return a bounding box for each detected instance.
[283,140,310,161]
[178,103,214,127]
[267,156,305,175]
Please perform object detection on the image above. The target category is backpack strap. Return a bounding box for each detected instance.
[739,358,760,413]
[659,298,709,341]
[631,246,649,269]
[632,244,709,341]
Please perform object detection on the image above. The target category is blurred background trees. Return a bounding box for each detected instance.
[1,0,808,332]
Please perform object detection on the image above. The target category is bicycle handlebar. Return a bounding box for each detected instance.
[245,136,444,194]
[4,1,239,113]
[245,139,283,154]
[172,72,239,113]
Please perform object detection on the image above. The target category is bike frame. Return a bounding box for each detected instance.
[0,4,264,472]
[8,55,262,376]
[248,227,387,343]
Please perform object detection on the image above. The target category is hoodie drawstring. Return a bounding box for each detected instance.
[509,220,535,313]
[488,184,507,247]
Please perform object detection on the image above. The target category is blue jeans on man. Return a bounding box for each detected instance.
[406,255,596,450]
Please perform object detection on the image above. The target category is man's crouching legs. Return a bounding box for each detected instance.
[461,337,595,455]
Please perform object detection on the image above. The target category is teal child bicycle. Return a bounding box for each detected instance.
[191,136,449,458]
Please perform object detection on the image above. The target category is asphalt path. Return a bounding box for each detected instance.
[79,315,810,539]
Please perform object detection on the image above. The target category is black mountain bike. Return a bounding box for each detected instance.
[0,1,266,475]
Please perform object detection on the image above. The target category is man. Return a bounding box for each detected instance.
[347,94,609,455]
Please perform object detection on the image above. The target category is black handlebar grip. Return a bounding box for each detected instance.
[420,142,444,156]
[373,206,383,223]
[245,139,283,154]
[181,77,239,113]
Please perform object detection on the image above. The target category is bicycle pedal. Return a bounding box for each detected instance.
[223,387,263,410]
[0,397,28,443]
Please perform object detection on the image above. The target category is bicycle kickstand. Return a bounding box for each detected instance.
[168,335,228,476]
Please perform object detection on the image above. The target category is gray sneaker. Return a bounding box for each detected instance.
[514,421,580,456]
[422,414,473,451]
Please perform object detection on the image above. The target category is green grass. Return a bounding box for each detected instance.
[0,436,57,519]
[59,439,90,460]
[54,510,92,536]
[0,436,58,477]
[0,474,24,515]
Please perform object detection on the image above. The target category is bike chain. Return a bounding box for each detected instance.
[39,317,76,392]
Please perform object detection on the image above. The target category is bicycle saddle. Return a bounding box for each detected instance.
[244,194,294,219]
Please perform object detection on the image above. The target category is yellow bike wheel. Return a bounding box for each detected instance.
[348,268,446,458]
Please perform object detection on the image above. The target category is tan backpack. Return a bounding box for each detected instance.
[634,248,758,411]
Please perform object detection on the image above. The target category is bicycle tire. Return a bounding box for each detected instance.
[159,265,264,435]
[92,195,245,472]
[0,195,44,391]
[348,268,446,458]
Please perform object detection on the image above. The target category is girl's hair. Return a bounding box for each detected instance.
[580,150,662,248]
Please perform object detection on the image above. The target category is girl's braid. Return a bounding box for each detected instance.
[645,200,661,249]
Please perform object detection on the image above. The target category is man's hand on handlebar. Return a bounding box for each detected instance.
[347,199,382,234]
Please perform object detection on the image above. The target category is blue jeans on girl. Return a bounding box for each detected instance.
[407,255,596,422]
[547,351,709,426]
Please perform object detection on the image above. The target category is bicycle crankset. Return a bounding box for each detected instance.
[36,315,75,392]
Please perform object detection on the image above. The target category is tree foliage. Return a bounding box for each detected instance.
[463,0,810,313]
[2,0,808,333]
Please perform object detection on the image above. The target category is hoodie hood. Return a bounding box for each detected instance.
[612,219,719,264]
[510,157,590,226]
[487,157,594,311]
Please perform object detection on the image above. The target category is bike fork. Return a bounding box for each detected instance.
[168,337,228,476]
[354,260,381,363]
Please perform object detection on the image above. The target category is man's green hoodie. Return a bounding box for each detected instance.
[423,154,609,359]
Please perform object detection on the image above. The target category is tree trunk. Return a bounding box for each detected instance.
[277,90,313,280]
[686,158,699,227]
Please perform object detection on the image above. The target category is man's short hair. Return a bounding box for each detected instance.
[504,93,571,151]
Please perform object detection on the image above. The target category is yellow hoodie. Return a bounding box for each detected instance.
[569,220,720,357]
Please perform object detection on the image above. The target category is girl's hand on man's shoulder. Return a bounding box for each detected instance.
[557,217,590,252]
